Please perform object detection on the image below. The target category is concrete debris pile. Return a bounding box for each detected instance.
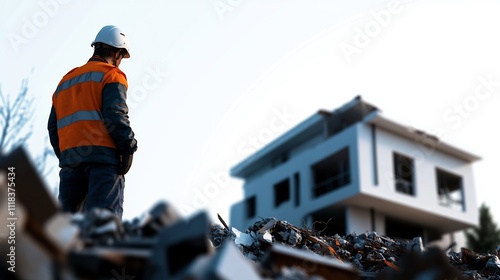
[449,248,500,279]
[209,217,499,279]
[1,148,500,279]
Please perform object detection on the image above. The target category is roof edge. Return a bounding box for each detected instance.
[364,112,481,162]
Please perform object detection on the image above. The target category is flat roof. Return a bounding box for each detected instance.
[231,97,481,179]
[364,111,481,162]
[230,112,324,178]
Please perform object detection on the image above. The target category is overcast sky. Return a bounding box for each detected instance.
[1,0,500,229]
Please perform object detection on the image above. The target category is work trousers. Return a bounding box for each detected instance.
[58,163,124,219]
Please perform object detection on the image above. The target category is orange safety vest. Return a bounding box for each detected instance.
[52,57,127,153]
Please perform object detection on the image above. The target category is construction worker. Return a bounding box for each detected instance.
[47,25,138,219]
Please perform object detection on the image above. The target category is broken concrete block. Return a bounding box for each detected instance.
[77,208,124,246]
[121,201,181,239]
[485,256,500,270]
[175,240,261,280]
[233,227,256,248]
[212,241,261,279]
[139,201,181,237]
[262,230,273,243]
[43,213,80,252]
[264,243,359,280]
[276,266,328,280]
[407,237,425,253]
[143,211,213,279]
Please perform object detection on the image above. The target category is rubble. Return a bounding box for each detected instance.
[1,147,500,279]
[206,217,500,280]
[449,248,500,279]
[177,240,261,280]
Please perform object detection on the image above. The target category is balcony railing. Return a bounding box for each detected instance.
[313,171,350,198]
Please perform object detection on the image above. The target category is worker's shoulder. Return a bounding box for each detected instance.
[106,65,127,78]
[91,62,127,79]
[61,60,95,78]
[63,66,80,77]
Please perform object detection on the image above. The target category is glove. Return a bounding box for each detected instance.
[118,154,133,175]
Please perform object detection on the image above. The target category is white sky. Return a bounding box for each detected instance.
[1,0,500,229]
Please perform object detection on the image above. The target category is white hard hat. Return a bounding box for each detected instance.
[91,25,130,58]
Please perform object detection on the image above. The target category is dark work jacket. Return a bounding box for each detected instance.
[48,56,138,167]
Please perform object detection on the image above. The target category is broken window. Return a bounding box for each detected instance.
[393,153,414,196]
[274,178,290,207]
[246,196,256,219]
[436,168,464,211]
[312,147,350,198]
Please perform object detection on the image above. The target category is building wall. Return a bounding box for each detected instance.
[346,205,372,234]
[230,124,361,229]
[356,123,477,228]
[344,206,387,235]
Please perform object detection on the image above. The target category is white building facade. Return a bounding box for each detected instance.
[229,96,479,245]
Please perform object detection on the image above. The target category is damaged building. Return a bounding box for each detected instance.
[230,96,480,247]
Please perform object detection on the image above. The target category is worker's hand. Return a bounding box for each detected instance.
[118,154,133,175]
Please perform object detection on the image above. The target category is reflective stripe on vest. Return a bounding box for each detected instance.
[55,71,104,97]
[57,110,103,130]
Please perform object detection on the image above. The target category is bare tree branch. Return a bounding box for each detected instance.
[35,142,56,177]
[0,77,58,185]
[0,102,10,152]
[0,78,34,155]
